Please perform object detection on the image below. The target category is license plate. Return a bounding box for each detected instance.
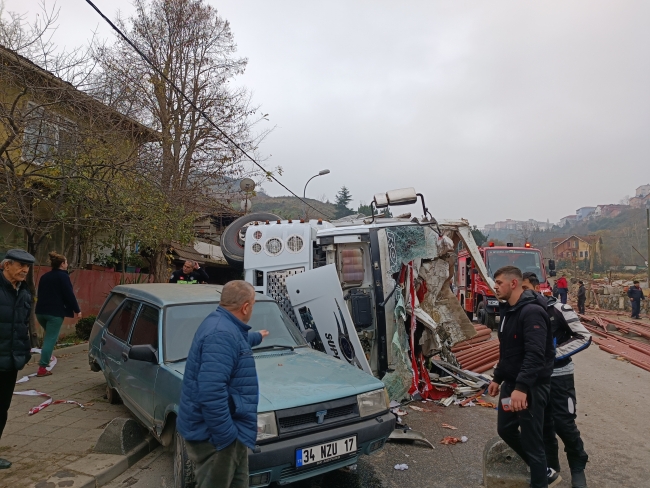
[488,300,499,306]
[295,436,357,468]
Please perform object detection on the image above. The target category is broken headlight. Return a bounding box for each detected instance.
[256,412,278,441]
[357,388,390,418]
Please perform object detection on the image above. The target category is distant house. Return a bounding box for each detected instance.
[635,184,650,198]
[559,215,577,227]
[553,235,602,269]
[630,193,650,209]
[576,207,596,221]
[594,204,628,218]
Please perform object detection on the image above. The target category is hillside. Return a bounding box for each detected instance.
[250,193,337,220]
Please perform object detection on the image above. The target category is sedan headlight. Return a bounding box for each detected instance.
[357,388,390,418]
[256,412,278,441]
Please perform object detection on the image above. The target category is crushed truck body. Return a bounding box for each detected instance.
[222,187,497,401]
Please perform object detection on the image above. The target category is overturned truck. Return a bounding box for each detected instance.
[222,188,496,400]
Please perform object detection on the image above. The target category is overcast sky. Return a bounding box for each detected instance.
[6,0,649,226]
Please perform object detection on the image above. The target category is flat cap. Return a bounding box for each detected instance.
[5,249,35,264]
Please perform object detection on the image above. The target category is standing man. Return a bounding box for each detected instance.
[177,281,268,488]
[487,266,557,488]
[627,280,645,319]
[0,249,35,469]
[556,274,569,305]
[170,260,210,284]
[522,272,591,488]
[576,281,586,315]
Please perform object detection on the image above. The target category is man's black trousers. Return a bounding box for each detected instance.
[577,298,586,315]
[498,380,550,488]
[0,370,18,438]
[543,373,589,472]
[631,300,641,318]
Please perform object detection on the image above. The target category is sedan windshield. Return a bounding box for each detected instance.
[164,301,306,362]
[486,249,545,281]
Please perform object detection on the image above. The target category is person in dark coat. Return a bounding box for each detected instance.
[35,252,81,377]
[577,281,586,315]
[488,266,557,488]
[627,281,645,319]
[0,249,35,470]
[177,281,268,488]
[170,260,209,284]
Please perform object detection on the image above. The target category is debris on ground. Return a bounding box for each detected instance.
[394,464,409,470]
[452,324,500,373]
[440,436,461,445]
[441,423,457,430]
[580,312,650,372]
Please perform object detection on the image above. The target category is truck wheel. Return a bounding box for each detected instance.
[174,430,196,488]
[106,383,122,405]
[221,212,281,267]
[486,312,496,330]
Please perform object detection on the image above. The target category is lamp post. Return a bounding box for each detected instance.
[303,169,330,219]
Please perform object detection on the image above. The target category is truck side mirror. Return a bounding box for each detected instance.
[548,259,556,270]
[302,328,317,343]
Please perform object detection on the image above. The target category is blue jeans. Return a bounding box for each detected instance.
[36,315,64,367]
[558,289,568,304]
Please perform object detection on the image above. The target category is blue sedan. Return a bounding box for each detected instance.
[88,284,394,488]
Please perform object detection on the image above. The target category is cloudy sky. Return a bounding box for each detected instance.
[6,0,649,226]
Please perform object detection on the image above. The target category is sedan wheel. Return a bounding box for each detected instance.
[174,430,196,488]
[106,384,122,405]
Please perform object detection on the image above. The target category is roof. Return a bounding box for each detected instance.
[110,283,274,307]
[552,235,600,248]
[560,215,577,220]
[0,44,158,142]
[170,242,205,264]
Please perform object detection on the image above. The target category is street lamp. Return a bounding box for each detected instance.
[303,169,330,219]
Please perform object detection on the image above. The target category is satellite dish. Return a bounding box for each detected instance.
[240,178,256,193]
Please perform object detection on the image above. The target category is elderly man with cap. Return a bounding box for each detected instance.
[0,249,35,469]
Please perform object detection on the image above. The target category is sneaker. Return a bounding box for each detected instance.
[36,366,52,377]
[547,467,562,487]
[570,469,587,488]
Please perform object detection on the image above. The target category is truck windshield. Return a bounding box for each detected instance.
[486,249,545,281]
[164,301,307,362]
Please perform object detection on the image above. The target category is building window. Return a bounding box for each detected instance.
[22,103,77,164]
[579,251,583,257]
[585,251,588,257]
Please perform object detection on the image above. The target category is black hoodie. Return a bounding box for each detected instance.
[493,290,554,393]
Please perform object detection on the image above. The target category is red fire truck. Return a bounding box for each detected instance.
[456,242,552,329]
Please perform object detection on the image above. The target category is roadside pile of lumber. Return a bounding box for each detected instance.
[452,325,499,374]
[580,312,650,373]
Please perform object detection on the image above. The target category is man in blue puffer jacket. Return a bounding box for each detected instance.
[177,280,268,488]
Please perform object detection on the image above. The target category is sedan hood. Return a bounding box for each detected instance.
[165,348,385,413]
[255,348,384,412]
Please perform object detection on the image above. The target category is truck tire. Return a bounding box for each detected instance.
[174,430,196,488]
[221,212,281,268]
[477,301,497,330]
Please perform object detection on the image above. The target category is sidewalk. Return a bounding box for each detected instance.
[0,344,130,488]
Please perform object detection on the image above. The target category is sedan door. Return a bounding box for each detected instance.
[120,303,161,427]
[100,299,140,392]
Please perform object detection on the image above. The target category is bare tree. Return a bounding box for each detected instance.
[92,0,270,281]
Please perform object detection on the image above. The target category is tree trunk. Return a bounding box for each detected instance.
[26,232,40,348]
[151,242,172,283]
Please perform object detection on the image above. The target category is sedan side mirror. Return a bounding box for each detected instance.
[302,328,317,343]
[128,344,158,363]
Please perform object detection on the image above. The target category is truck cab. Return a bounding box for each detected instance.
[457,242,550,329]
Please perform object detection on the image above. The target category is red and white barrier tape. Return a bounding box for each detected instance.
[12,390,86,415]
[13,348,87,415]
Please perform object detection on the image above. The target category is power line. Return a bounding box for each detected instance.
[84,0,333,219]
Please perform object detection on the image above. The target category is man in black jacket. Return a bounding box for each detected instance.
[627,281,645,319]
[170,260,209,284]
[576,281,586,315]
[488,266,556,488]
[522,272,590,488]
[0,249,35,469]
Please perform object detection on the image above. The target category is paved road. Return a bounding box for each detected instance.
[105,340,650,488]
[4,335,648,488]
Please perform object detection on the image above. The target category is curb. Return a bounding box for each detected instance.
[33,435,159,488]
[28,342,89,366]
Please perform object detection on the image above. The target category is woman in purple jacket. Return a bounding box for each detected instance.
[35,252,81,377]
